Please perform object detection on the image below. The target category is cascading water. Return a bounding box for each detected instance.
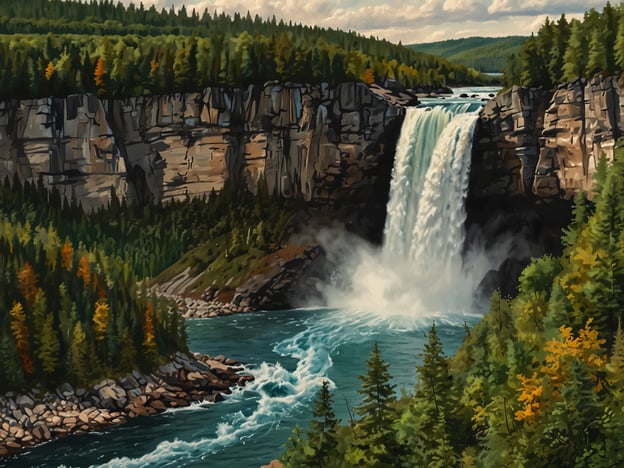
[384,104,479,263]
[323,100,489,318]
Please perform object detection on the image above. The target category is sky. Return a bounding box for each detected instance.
[126,0,608,43]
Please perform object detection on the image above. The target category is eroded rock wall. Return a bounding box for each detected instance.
[0,83,411,220]
[474,76,624,201]
[468,77,624,295]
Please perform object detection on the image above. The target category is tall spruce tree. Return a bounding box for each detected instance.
[562,20,588,81]
[395,324,459,467]
[346,342,397,467]
[305,380,341,467]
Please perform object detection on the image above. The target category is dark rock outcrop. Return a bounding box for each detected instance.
[474,76,624,201]
[156,244,324,317]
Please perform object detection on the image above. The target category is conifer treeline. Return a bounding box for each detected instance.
[505,2,624,88]
[0,176,298,391]
[1,177,296,281]
[282,149,624,465]
[0,207,187,392]
[0,0,488,99]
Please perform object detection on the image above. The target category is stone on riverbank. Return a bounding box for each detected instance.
[0,353,252,459]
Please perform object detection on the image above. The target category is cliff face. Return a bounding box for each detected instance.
[474,76,623,201]
[469,76,624,295]
[0,83,411,226]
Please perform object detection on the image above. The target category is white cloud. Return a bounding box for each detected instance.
[116,0,609,43]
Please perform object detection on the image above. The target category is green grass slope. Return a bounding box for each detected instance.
[408,36,527,72]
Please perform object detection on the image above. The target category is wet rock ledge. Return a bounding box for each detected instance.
[0,352,253,458]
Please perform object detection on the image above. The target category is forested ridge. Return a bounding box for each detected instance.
[281,148,624,465]
[0,0,489,99]
[505,2,624,88]
[409,36,525,73]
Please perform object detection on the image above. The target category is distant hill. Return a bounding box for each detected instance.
[408,36,527,73]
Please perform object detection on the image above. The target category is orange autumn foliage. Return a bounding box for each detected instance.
[362,67,375,85]
[9,302,33,375]
[17,262,39,307]
[44,61,55,80]
[515,319,607,423]
[60,240,74,270]
[94,56,105,88]
[77,255,90,287]
[515,372,543,424]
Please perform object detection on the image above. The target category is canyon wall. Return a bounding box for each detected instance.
[0,82,414,236]
[474,76,624,201]
[469,76,624,295]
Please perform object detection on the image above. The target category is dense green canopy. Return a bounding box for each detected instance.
[505,2,624,88]
[0,0,489,99]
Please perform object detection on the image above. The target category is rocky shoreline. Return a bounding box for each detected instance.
[0,352,253,459]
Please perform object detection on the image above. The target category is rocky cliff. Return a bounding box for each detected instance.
[0,83,414,227]
[474,76,623,201]
[468,76,624,294]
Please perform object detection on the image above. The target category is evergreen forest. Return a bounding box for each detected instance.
[0,0,490,99]
[282,147,624,466]
[504,2,624,88]
[0,176,299,392]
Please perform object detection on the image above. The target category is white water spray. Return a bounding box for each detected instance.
[324,103,491,318]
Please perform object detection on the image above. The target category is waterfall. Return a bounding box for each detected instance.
[383,104,477,258]
[383,106,479,267]
[322,101,488,318]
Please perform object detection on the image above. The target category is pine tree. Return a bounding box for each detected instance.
[587,28,608,76]
[0,331,24,390]
[70,321,89,383]
[9,301,33,376]
[31,288,47,349]
[17,262,39,307]
[563,20,588,81]
[306,380,340,467]
[543,360,602,464]
[520,35,548,88]
[615,16,624,71]
[396,324,460,466]
[38,314,59,375]
[346,342,397,467]
[417,323,452,416]
[117,329,137,373]
[562,191,593,247]
[93,298,109,341]
[601,323,624,465]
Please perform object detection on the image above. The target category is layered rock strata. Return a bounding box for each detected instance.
[0,83,413,217]
[0,352,252,458]
[468,76,624,295]
[474,76,624,201]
